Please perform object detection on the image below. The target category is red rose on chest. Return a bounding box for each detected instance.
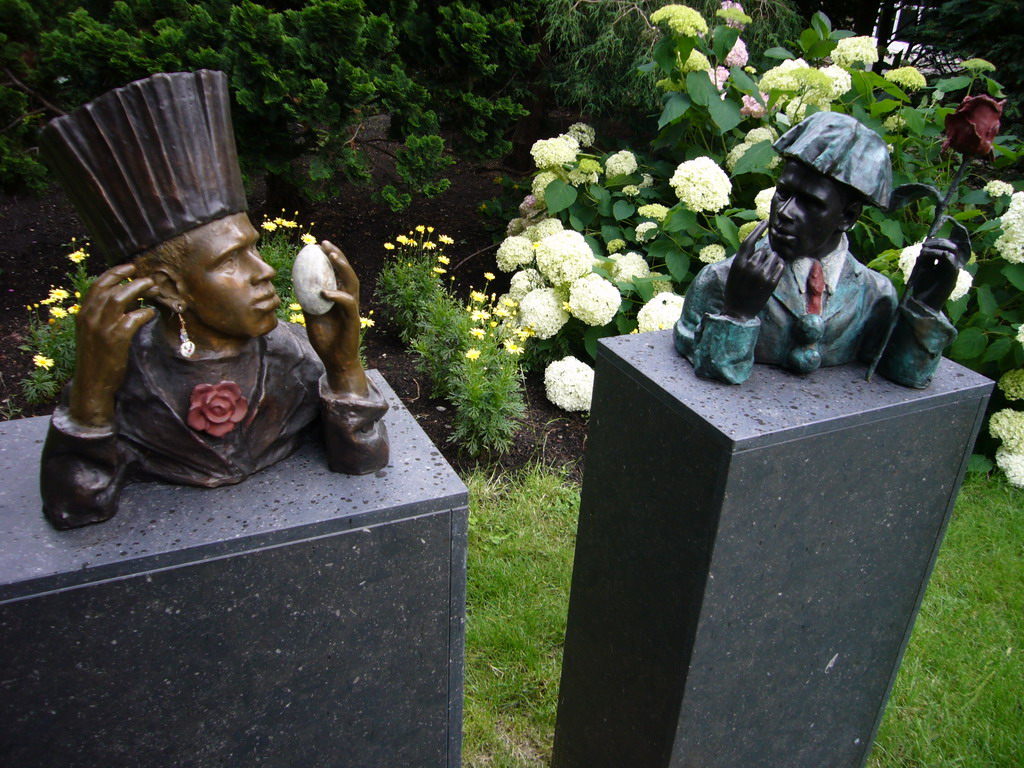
[187,381,248,437]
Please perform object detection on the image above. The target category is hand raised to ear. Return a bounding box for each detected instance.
[908,238,964,311]
[69,263,156,428]
[302,241,369,398]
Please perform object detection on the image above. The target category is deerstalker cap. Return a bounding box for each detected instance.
[773,111,892,209]
[39,70,247,263]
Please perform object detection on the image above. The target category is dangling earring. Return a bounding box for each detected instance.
[178,312,195,358]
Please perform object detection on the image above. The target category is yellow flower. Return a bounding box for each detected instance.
[360,316,375,329]
[502,298,518,308]
[275,218,298,228]
[439,235,454,245]
[562,301,573,312]
[503,340,525,355]
[490,320,498,328]
[415,225,426,233]
[68,250,87,263]
[465,348,482,361]
[470,327,486,339]
[68,304,80,314]
[493,176,504,184]
[74,291,81,298]
[384,242,395,250]
[484,272,495,281]
[433,267,447,275]
[396,234,410,245]
[49,306,68,319]
[48,288,70,302]
[288,302,302,311]
[427,226,434,233]
[33,354,55,369]
[289,313,306,326]
[301,233,317,245]
[437,255,450,265]
[470,290,487,303]
[261,221,278,231]
[494,307,510,318]
[516,327,532,340]
[471,309,491,322]
[423,241,436,250]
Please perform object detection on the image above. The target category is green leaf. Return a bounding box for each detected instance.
[602,224,623,243]
[715,216,740,250]
[631,277,657,303]
[584,324,616,359]
[887,183,941,213]
[982,336,1012,364]
[729,66,761,99]
[870,98,901,117]
[590,183,612,217]
[1001,264,1024,291]
[967,454,994,474]
[799,28,820,54]
[545,179,577,213]
[976,284,998,317]
[803,40,837,61]
[879,218,905,248]
[652,36,676,74]
[713,26,740,61]
[902,107,926,135]
[662,206,696,233]
[613,200,636,221]
[584,235,603,256]
[732,140,775,175]
[686,70,717,107]
[950,327,987,359]
[658,93,691,129]
[810,12,832,38]
[665,250,691,282]
[764,46,795,60]
[935,75,972,92]
[708,94,742,133]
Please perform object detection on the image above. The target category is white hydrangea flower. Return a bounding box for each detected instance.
[995,447,1024,488]
[989,408,1024,453]
[985,180,1014,198]
[637,291,685,332]
[639,173,655,188]
[635,221,658,243]
[568,167,600,186]
[883,114,907,133]
[650,4,708,37]
[638,203,670,222]
[819,64,852,100]
[754,186,775,220]
[566,122,595,147]
[531,134,580,170]
[519,287,569,339]
[1018,323,1024,346]
[569,273,621,326]
[883,66,927,92]
[648,273,674,294]
[535,229,595,285]
[532,171,558,203]
[737,221,760,242]
[994,192,1024,264]
[681,49,712,73]
[610,251,651,282]
[622,184,640,197]
[949,268,973,302]
[831,36,878,69]
[544,356,595,412]
[605,150,638,178]
[758,58,811,93]
[998,369,1024,401]
[496,235,536,272]
[524,217,563,242]
[745,126,777,145]
[699,244,727,263]
[509,268,546,300]
[506,217,527,236]
[670,157,731,213]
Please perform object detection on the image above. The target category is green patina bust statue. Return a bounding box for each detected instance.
[38,70,388,530]
[675,111,964,387]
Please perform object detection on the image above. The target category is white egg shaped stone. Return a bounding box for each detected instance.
[292,243,337,315]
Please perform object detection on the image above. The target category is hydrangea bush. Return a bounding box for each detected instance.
[490,3,1024,484]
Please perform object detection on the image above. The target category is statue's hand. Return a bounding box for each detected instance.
[304,240,368,397]
[69,263,156,428]
[722,220,782,322]
[907,237,965,311]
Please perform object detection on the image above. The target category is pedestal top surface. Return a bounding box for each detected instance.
[599,331,992,449]
[0,371,466,600]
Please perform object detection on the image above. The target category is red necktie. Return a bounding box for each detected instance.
[806,260,824,315]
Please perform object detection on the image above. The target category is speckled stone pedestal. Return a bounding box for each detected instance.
[0,372,467,768]
[552,332,991,768]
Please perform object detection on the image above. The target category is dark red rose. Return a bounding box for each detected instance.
[943,94,1005,156]
[187,381,248,437]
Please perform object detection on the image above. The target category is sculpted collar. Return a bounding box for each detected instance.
[791,233,849,296]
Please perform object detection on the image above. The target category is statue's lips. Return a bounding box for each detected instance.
[252,294,281,312]
[769,225,798,247]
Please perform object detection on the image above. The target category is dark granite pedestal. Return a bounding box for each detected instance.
[0,372,467,768]
[552,332,992,768]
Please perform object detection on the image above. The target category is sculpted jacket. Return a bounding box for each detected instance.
[41,320,389,529]
[674,237,957,387]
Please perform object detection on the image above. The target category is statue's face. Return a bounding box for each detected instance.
[769,160,860,262]
[180,213,280,340]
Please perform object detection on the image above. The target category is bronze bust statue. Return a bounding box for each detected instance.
[38,70,388,530]
[675,111,964,388]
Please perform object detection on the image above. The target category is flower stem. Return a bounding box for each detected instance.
[928,155,970,238]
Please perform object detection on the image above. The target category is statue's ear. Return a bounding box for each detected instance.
[149,266,189,313]
[839,199,863,232]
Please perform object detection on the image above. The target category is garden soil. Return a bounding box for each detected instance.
[0,164,588,480]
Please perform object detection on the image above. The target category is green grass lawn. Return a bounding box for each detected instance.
[462,467,1023,767]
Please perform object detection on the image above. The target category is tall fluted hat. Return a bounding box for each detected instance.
[39,70,247,263]
[773,111,892,209]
